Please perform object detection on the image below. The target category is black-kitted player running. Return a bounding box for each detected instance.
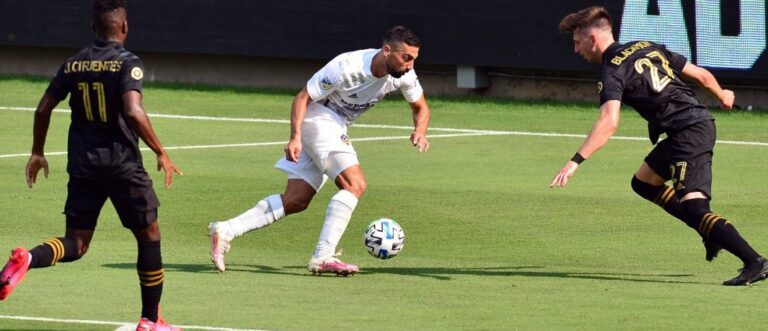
[550,6,768,286]
[0,1,183,329]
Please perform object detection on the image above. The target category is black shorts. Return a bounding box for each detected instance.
[644,120,715,199]
[64,168,160,230]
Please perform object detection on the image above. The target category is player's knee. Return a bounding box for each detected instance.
[131,221,162,242]
[631,176,653,199]
[348,178,367,197]
[71,239,89,260]
[283,195,312,214]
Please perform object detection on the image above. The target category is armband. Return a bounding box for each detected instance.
[571,152,586,164]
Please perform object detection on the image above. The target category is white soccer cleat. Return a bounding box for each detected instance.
[208,222,232,272]
[307,251,359,277]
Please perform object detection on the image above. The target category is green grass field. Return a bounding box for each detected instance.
[1,75,768,330]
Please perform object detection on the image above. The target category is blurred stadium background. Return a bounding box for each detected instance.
[1,0,766,108]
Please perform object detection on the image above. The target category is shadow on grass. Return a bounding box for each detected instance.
[358,266,700,284]
[103,263,704,284]
[103,262,298,276]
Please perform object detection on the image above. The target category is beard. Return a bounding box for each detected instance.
[385,61,408,78]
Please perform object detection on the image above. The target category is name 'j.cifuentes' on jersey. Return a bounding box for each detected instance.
[64,60,122,73]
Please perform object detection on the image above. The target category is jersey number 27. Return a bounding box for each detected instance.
[634,51,675,93]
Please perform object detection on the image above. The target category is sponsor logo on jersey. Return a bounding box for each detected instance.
[349,93,358,99]
[131,67,144,80]
[597,81,603,94]
[320,77,333,90]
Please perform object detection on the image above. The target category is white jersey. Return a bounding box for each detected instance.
[306,48,424,124]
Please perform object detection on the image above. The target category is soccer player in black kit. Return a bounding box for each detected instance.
[0,1,183,329]
[550,6,768,286]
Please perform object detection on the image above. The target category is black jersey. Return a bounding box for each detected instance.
[599,41,713,144]
[46,40,146,178]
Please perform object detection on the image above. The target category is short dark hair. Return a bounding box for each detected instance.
[92,0,126,34]
[383,26,421,48]
[559,6,612,34]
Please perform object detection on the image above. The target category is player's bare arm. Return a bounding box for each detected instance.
[285,87,312,162]
[122,90,182,188]
[26,93,59,188]
[680,63,734,110]
[550,100,620,188]
[409,95,431,152]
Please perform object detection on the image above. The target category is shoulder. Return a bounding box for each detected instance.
[114,47,144,80]
[331,49,373,71]
[117,47,143,65]
[395,69,419,84]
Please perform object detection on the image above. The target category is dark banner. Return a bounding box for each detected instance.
[0,1,765,83]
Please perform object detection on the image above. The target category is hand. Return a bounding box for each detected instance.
[720,89,735,110]
[26,154,49,188]
[157,153,183,189]
[284,138,302,162]
[550,161,580,188]
[410,132,429,153]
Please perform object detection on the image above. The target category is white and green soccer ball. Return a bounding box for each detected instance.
[364,218,405,259]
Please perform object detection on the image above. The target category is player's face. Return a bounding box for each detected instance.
[385,43,419,78]
[573,28,598,63]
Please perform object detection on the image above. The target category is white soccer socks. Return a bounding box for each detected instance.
[225,194,285,238]
[313,190,359,259]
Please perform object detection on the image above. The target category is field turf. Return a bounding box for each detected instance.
[1,75,767,330]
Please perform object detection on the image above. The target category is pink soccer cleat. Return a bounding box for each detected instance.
[0,247,31,301]
[208,222,232,272]
[135,316,182,331]
[307,253,359,277]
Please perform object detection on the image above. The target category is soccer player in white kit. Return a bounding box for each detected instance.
[208,26,431,276]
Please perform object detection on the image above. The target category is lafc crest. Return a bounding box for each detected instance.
[340,134,351,145]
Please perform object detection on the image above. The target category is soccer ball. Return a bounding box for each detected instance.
[364,218,405,259]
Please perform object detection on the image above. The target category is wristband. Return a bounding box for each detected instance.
[570,152,586,164]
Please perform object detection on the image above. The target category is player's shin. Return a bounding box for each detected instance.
[137,240,163,323]
[226,194,285,238]
[28,237,80,268]
[630,176,692,227]
[313,190,358,258]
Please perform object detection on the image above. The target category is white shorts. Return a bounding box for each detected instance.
[275,103,359,191]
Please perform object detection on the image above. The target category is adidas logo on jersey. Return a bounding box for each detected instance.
[348,93,358,99]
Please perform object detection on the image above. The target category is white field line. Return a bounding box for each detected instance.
[0,314,265,331]
[2,106,767,159]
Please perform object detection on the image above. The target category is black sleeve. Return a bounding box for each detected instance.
[599,66,623,105]
[665,48,688,72]
[120,57,144,95]
[44,64,69,101]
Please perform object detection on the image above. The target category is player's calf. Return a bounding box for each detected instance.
[681,199,761,266]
